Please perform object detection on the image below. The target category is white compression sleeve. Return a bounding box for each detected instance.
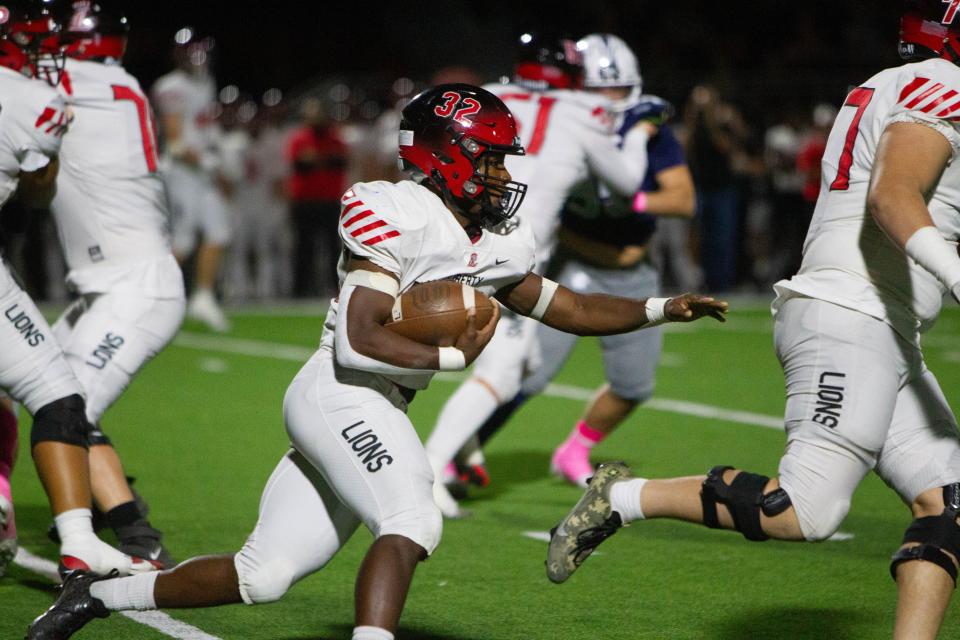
[904,226,960,300]
[584,125,650,196]
[334,284,438,376]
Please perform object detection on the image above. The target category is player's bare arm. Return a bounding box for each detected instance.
[867,121,951,245]
[643,165,696,217]
[343,258,499,369]
[16,156,59,209]
[867,120,960,299]
[495,271,727,336]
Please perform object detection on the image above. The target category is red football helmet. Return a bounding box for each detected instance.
[57,1,128,61]
[900,0,960,63]
[0,0,64,84]
[513,32,583,90]
[399,83,527,228]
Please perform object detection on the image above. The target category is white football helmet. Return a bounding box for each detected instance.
[577,33,642,112]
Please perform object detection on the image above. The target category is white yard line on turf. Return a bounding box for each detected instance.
[13,548,223,640]
[174,332,784,431]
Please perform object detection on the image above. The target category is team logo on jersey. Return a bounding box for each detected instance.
[467,252,478,267]
[811,371,846,429]
[34,107,69,137]
[86,332,125,370]
[4,304,45,347]
[341,420,394,473]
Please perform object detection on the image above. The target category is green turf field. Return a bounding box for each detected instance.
[4,303,960,639]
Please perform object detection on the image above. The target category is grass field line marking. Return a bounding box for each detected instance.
[174,332,784,430]
[13,547,224,640]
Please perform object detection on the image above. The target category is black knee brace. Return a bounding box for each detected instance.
[890,483,960,587]
[86,424,112,447]
[30,394,92,449]
[700,465,793,541]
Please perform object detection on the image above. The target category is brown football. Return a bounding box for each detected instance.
[385,280,494,347]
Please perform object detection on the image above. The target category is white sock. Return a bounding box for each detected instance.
[90,572,158,611]
[425,379,499,473]
[352,626,394,640]
[54,508,95,546]
[610,478,648,523]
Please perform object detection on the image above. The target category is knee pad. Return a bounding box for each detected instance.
[30,394,92,449]
[701,466,792,542]
[234,551,295,605]
[379,502,443,557]
[890,483,960,587]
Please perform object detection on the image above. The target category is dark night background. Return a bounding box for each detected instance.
[120,1,904,124]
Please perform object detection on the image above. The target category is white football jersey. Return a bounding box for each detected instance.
[319,179,537,390]
[0,66,66,208]
[484,82,649,267]
[51,58,180,297]
[775,57,960,341]
[151,68,220,172]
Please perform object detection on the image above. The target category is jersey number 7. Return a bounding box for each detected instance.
[829,86,875,191]
[112,85,160,173]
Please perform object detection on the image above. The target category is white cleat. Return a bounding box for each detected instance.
[433,477,470,519]
[59,535,160,578]
[187,290,231,333]
[0,494,17,577]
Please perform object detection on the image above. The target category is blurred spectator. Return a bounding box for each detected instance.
[226,91,293,299]
[152,28,232,332]
[797,102,836,205]
[683,84,750,292]
[763,109,807,282]
[285,97,348,298]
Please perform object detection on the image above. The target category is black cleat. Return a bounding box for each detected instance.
[26,570,114,639]
[117,521,175,569]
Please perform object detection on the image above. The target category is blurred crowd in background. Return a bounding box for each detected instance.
[0,1,904,303]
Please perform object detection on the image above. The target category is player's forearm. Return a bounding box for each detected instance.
[336,286,459,374]
[589,128,650,196]
[345,324,441,370]
[868,186,960,295]
[542,291,658,337]
[641,184,696,218]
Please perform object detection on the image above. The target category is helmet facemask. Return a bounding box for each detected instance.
[433,129,526,229]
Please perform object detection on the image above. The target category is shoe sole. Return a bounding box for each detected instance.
[546,462,631,584]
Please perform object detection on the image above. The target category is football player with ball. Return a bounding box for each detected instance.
[28,84,726,640]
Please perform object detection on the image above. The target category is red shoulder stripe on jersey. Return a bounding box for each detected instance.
[906,82,944,109]
[899,77,930,103]
[351,219,388,237]
[343,209,375,228]
[34,107,56,129]
[340,199,364,218]
[922,89,958,112]
[362,230,401,246]
[499,93,533,101]
[936,99,960,117]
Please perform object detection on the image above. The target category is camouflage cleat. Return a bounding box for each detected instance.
[26,570,113,639]
[546,462,632,584]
